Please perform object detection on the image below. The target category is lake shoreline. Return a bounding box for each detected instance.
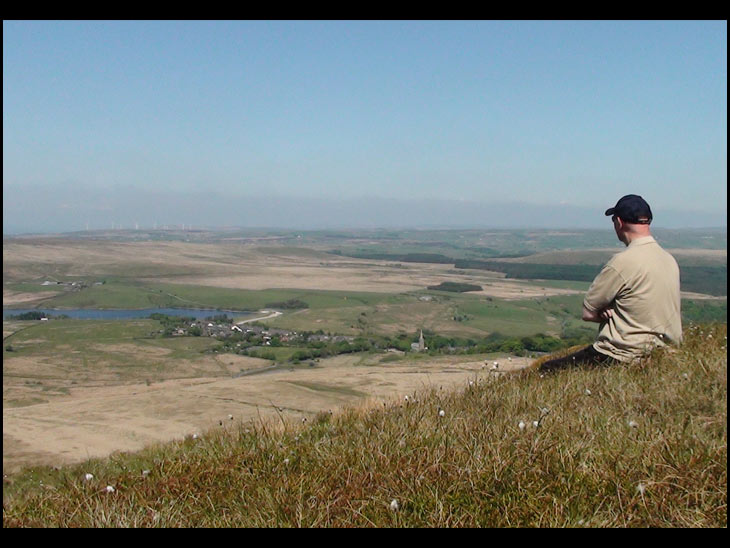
[2,307,256,321]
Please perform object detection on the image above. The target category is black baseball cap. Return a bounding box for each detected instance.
[605,194,653,224]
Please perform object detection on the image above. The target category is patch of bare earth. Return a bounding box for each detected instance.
[3,290,61,306]
[2,355,530,474]
[4,239,587,299]
[156,261,583,300]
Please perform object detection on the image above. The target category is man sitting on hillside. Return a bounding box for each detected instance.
[538,194,683,373]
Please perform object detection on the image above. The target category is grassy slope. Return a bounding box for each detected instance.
[3,323,725,527]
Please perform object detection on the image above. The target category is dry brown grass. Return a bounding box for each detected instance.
[3,323,725,527]
[2,348,531,474]
[3,239,584,299]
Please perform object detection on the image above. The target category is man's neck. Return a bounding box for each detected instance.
[624,226,652,245]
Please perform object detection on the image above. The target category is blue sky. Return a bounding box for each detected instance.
[3,20,727,232]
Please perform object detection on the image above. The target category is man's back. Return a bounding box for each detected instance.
[584,236,682,361]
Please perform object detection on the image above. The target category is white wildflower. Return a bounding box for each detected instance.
[636,483,646,496]
[628,420,639,429]
[283,458,290,465]
[228,414,234,420]
[84,473,94,481]
[518,420,526,430]
[585,388,592,396]
[390,499,400,512]
[192,433,199,439]
[142,470,150,477]
[532,421,539,428]
[105,485,115,493]
[439,409,446,418]
[404,395,409,402]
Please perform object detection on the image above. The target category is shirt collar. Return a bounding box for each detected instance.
[628,235,656,247]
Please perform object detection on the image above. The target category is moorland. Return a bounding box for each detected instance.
[3,227,726,475]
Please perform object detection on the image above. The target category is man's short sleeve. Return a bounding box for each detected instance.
[584,265,626,313]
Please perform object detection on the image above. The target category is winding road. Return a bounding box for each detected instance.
[236,310,283,325]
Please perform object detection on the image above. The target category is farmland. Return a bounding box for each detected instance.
[3,227,726,473]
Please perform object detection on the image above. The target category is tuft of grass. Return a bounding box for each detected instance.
[3,323,726,527]
[528,344,589,371]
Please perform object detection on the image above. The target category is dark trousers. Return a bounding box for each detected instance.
[538,344,615,373]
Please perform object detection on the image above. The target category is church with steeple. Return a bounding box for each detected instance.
[411,329,427,352]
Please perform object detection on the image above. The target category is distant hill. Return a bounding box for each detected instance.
[3,183,727,234]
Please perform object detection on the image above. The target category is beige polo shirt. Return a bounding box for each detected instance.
[583,236,682,362]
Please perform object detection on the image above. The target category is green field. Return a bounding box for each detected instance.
[8,281,399,312]
[3,318,225,386]
[4,228,725,347]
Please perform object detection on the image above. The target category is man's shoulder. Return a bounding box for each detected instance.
[611,237,678,270]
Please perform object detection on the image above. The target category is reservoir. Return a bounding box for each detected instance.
[2,307,252,321]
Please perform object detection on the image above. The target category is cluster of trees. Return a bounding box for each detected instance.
[148,313,199,336]
[149,313,238,336]
[426,282,482,293]
[454,260,603,282]
[453,261,727,297]
[205,314,234,324]
[227,329,595,364]
[6,311,70,320]
[264,299,309,309]
[417,331,591,356]
[288,338,375,362]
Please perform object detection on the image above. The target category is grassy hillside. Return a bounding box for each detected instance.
[3,323,725,527]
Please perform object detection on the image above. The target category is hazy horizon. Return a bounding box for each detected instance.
[4,21,727,235]
[2,182,726,235]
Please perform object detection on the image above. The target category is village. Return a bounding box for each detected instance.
[153,311,440,363]
[41,279,106,290]
[165,315,356,346]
